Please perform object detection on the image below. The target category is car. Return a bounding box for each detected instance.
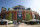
[0,19,8,25]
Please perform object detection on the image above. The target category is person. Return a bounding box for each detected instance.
[14,21,16,25]
[14,21,18,27]
[16,21,19,26]
[18,21,20,25]
[16,22,18,26]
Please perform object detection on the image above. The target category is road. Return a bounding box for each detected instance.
[0,23,40,27]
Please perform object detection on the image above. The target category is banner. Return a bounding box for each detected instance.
[17,11,22,19]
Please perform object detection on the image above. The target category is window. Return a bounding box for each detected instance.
[3,14,6,19]
[0,15,1,19]
[12,13,13,20]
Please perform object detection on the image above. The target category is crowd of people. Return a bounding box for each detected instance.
[14,21,21,27]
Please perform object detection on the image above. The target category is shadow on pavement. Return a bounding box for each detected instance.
[9,25,19,27]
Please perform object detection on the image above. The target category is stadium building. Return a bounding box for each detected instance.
[0,5,39,22]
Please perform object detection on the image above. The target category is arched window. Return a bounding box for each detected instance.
[3,14,6,19]
[12,13,13,20]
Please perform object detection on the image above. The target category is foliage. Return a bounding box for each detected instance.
[7,13,12,21]
[26,13,32,21]
[27,8,31,10]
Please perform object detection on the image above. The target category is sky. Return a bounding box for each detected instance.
[0,0,40,15]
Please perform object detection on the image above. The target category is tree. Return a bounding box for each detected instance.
[27,8,32,10]
[26,13,32,21]
[7,13,12,21]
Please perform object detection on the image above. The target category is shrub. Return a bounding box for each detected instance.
[26,13,32,21]
[7,13,12,21]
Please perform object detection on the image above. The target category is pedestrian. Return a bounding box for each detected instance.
[14,21,16,27]
[18,21,20,25]
[14,21,16,25]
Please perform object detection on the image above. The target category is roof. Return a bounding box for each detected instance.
[13,5,25,10]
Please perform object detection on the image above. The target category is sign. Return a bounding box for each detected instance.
[17,11,22,19]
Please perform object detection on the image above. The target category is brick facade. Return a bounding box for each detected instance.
[0,10,39,20]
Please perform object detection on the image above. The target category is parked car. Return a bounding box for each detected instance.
[25,19,40,25]
[0,19,13,25]
[0,19,8,25]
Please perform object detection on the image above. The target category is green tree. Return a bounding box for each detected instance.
[7,13,12,21]
[27,8,32,10]
[26,13,32,21]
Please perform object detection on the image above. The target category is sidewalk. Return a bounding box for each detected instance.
[18,23,40,27]
[0,23,40,27]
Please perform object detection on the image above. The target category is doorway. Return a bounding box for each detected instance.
[17,11,22,22]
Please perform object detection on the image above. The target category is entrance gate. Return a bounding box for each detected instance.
[17,11,22,22]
